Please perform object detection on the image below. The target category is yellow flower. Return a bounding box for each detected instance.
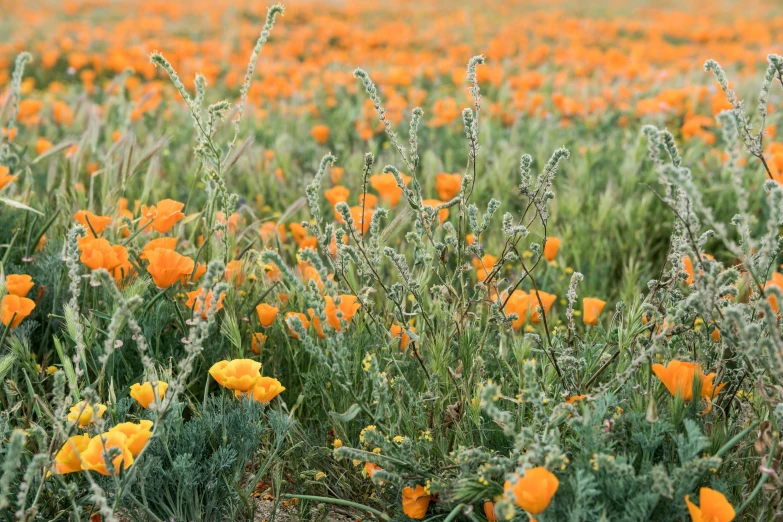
[108,420,153,456]
[209,359,262,392]
[315,471,327,481]
[129,381,168,408]
[685,487,735,522]
[234,376,285,405]
[52,434,91,474]
[80,431,134,476]
[67,401,107,427]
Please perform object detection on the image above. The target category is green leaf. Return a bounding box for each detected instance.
[0,197,43,216]
[329,404,361,423]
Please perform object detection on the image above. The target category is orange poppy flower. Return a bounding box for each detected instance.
[108,420,153,456]
[144,248,195,289]
[685,487,735,522]
[325,186,350,208]
[435,172,462,200]
[53,434,92,474]
[35,137,53,156]
[472,254,497,282]
[234,376,285,405]
[363,462,382,480]
[370,172,410,206]
[78,237,127,271]
[285,311,310,339]
[74,210,112,237]
[129,381,168,409]
[209,359,262,392]
[421,199,448,223]
[139,237,178,260]
[256,303,279,328]
[765,271,783,313]
[139,199,185,233]
[582,297,606,325]
[181,263,207,285]
[311,124,330,144]
[566,394,587,404]
[1,294,35,328]
[682,253,715,286]
[390,324,415,350]
[652,360,727,410]
[67,401,107,427]
[324,295,361,331]
[401,485,431,519]
[543,237,561,262]
[483,501,497,522]
[505,290,556,329]
[251,332,267,355]
[0,166,17,191]
[80,431,134,476]
[330,166,345,184]
[504,466,559,515]
[259,222,287,243]
[307,308,326,339]
[185,289,225,318]
[225,259,245,285]
[5,274,34,296]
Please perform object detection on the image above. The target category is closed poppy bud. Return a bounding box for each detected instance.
[582,297,606,326]
[81,431,134,476]
[1,294,35,328]
[235,376,285,404]
[129,381,168,408]
[435,172,462,201]
[390,324,415,350]
[504,466,559,515]
[483,501,497,522]
[401,485,431,519]
[209,359,262,392]
[144,248,195,289]
[0,165,18,190]
[67,401,107,427]
[140,199,185,233]
[543,237,561,262]
[108,420,153,456]
[251,332,267,354]
[685,487,735,522]
[5,274,34,297]
[324,295,361,331]
[256,303,279,327]
[311,124,330,144]
[74,210,112,237]
[53,434,92,474]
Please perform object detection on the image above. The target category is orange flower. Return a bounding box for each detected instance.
[209,359,262,392]
[52,100,74,126]
[0,166,18,191]
[144,248,195,289]
[472,254,497,282]
[325,185,350,208]
[505,290,556,329]
[259,222,287,243]
[307,308,326,339]
[390,324,415,350]
[78,237,128,272]
[566,394,587,404]
[67,401,107,427]
[685,487,735,522]
[74,210,112,237]
[5,274,34,297]
[80,431,134,476]
[35,137,53,156]
[421,199,448,223]
[543,237,561,262]
[108,420,153,456]
[181,263,207,285]
[504,467,559,515]
[483,501,497,522]
[139,237,178,260]
[324,295,361,331]
[435,172,462,200]
[0,294,35,328]
[682,253,715,286]
[225,259,245,285]
[370,172,410,206]
[285,311,310,339]
[652,360,727,410]
[289,223,310,247]
[401,485,431,519]
[256,303,279,327]
[251,332,267,355]
[139,199,185,233]
[311,124,330,144]
[235,376,285,404]
[185,289,225,319]
[363,461,382,480]
[53,434,91,474]
[582,297,606,326]
[129,381,168,409]
[330,166,345,184]
[765,271,783,313]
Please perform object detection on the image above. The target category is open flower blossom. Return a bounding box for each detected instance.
[582,297,607,325]
[225,259,245,285]
[5,274,34,296]
[286,311,311,338]
[81,431,134,475]
[140,237,178,259]
[67,401,107,427]
[652,360,727,413]
[129,381,168,408]
[209,359,262,392]
[435,172,462,200]
[53,434,92,474]
[185,289,225,319]
[401,485,431,519]
[390,324,415,350]
[325,185,350,208]
[140,199,185,233]
[370,172,410,206]
[144,248,195,288]
[421,199,449,223]
[78,236,128,271]
[765,271,783,313]
[109,420,153,456]
[1,294,36,328]
[682,253,715,286]
[543,237,561,261]
[324,294,361,331]
[0,165,18,190]
[311,123,330,144]
[74,210,112,237]
[256,303,279,327]
[235,376,285,404]
[251,332,267,355]
[504,466,559,515]
[505,290,557,329]
[472,254,498,282]
[685,487,735,522]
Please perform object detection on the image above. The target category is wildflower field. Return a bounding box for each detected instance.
[2,0,783,520]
